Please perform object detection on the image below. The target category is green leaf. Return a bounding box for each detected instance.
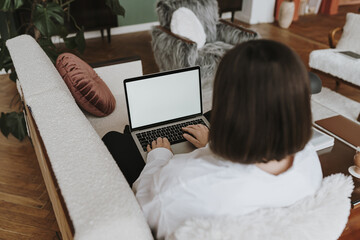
[9,69,17,82]
[63,30,85,53]
[0,38,14,73]
[64,36,76,49]
[0,0,24,12]
[0,112,10,137]
[33,2,64,37]
[0,111,27,140]
[58,25,68,39]
[105,0,125,17]
[75,30,85,53]
[38,38,59,64]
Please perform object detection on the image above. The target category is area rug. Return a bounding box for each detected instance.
[311,87,360,122]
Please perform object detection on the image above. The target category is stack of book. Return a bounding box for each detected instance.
[313,115,360,150]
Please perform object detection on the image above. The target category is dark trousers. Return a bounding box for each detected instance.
[102,111,211,186]
[102,131,145,187]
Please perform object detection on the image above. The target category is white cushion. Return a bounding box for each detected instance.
[88,61,143,138]
[337,13,360,53]
[170,7,206,49]
[309,48,360,87]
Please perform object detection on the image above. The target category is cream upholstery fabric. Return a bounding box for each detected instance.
[337,13,360,54]
[6,35,153,240]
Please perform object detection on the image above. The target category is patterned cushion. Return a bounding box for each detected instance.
[56,53,116,117]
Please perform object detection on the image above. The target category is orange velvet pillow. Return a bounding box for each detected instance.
[56,53,116,117]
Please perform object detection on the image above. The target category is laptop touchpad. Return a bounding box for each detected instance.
[171,141,195,155]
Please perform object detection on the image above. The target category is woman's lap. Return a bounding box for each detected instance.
[102,131,145,186]
[102,111,211,186]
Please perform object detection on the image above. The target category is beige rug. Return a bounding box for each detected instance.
[311,87,360,123]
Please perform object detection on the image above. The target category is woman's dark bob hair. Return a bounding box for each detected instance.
[209,39,312,164]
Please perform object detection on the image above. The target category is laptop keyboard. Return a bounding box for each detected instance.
[136,119,206,152]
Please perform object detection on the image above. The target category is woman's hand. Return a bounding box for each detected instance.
[147,137,172,153]
[182,124,209,148]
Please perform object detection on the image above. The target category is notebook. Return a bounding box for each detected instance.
[124,66,210,161]
[314,115,360,149]
[310,127,334,151]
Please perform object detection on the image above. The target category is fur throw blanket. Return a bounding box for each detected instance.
[169,174,354,240]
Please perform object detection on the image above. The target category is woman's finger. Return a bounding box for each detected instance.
[156,137,163,146]
[163,138,170,148]
[152,140,157,148]
[182,126,200,136]
[183,133,200,147]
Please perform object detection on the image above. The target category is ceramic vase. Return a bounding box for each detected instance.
[278,1,295,29]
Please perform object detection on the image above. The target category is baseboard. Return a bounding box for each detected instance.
[87,21,160,38]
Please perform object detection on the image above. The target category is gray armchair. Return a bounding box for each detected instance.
[151,0,259,92]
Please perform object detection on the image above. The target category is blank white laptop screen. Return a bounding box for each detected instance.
[126,68,201,129]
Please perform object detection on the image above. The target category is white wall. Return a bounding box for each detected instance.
[235,0,276,24]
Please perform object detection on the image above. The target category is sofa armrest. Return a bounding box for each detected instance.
[151,26,198,71]
[7,35,153,240]
[328,27,343,48]
[216,19,259,45]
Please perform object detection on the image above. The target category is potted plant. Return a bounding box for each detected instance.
[0,0,125,140]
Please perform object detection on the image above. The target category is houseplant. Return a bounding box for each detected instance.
[0,0,125,140]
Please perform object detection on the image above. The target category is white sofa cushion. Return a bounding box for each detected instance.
[170,7,206,49]
[337,13,360,54]
[309,48,360,87]
[88,61,143,137]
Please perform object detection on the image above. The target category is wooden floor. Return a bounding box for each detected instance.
[1,5,360,239]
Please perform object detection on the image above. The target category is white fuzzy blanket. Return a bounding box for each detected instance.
[170,174,354,240]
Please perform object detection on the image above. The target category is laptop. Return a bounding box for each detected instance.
[124,66,210,161]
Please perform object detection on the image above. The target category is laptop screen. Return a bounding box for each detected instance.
[124,67,202,130]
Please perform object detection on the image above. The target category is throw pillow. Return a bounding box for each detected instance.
[56,53,116,117]
[170,7,206,49]
[336,13,360,54]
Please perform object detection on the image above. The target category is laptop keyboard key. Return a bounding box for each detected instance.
[136,119,206,151]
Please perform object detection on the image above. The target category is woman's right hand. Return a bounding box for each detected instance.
[182,124,209,148]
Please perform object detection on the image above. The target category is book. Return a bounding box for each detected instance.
[314,115,360,149]
[310,127,334,151]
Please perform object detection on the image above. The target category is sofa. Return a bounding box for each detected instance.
[7,35,154,240]
[6,34,356,240]
[309,13,360,90]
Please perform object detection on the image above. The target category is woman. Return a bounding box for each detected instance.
[104,39,323,239]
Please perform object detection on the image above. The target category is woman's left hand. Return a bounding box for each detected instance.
[147,137,172,153]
